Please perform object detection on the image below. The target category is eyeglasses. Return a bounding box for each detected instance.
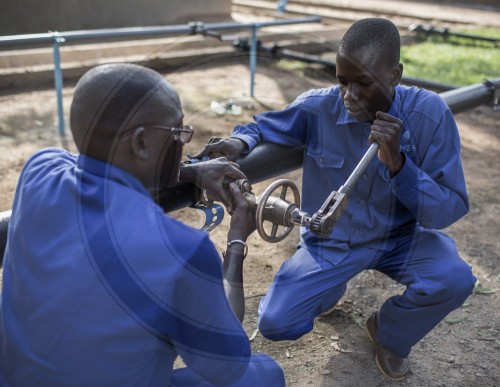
[146,125,194,144]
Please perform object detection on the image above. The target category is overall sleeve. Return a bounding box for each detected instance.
[232,94,314,152]
[388,108,469,229]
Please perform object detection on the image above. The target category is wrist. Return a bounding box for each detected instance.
[223,239,248,259]
[178,162,196,182]
[389,153,405,176]
[230,137,248,152]
[227,230,248,243]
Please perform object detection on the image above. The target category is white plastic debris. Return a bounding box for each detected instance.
[210,99,242,115]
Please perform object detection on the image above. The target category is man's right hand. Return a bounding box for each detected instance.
[179,158,246,214]
[189,137,247,162]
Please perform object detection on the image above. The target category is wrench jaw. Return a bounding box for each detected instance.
[309,191,348,237]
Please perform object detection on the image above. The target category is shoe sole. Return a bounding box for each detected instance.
[375,354,406,381]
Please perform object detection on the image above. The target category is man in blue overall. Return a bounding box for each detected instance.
[0,63,285,386]
[191,18,476,380]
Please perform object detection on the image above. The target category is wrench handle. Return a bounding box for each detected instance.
[339,142,379,195]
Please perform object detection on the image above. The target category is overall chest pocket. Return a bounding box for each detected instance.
[307,148,345,170]
[305,148,347,193]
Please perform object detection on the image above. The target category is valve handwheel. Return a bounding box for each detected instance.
[255,179,300,243]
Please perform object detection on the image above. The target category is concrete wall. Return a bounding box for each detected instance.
[0,0,233,35]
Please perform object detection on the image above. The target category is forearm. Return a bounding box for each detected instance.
[222,244,246,322]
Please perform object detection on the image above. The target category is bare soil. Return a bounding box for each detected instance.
[0,56,498,386]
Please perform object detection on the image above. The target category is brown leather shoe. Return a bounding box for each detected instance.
[365,312,410,380]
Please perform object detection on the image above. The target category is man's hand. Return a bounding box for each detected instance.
[227,182,256,243]
[369,111,404,176]
[179,158,247,213]
[189,137,247,162]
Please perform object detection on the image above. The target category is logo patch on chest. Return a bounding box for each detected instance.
[400,130,417,158]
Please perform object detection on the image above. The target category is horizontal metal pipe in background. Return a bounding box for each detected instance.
[0,16,321,48]
[0,78,498,265]
[241,43,458,92]
[440,81,499,114]
[409,24,500,45]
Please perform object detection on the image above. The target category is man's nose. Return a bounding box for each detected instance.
[345,84,359,101]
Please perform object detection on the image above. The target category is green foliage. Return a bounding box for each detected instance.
[401,28,500,86]
[276,59,306,72]
[473,282,496,295]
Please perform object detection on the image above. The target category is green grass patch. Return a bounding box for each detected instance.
[276,58,306,72]
[401,28,500,86]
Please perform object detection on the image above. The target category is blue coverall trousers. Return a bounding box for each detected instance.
[258,228,476,357]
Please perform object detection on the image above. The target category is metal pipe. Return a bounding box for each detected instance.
[264,45,338,67]
[251,44,457,92]
[399,75,456,93]
[409,24,500,45]
[250,25,259,98]
[0,17,321,49]
[51,33,66,136]
[277,0,289,14]
[441,80,499,114]
[1,78,498,267]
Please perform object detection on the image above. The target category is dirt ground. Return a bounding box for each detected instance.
[0,55,499,386]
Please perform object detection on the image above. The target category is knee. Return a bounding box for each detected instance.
[258,309,312,342]
[428,259,475,304]
[257,309,288,341]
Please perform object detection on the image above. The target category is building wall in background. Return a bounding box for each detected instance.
[0,0,233,35]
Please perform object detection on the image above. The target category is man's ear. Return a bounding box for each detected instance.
[130,127,149,160]
[392,63,403,86]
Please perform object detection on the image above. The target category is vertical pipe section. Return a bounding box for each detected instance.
[249,24,259,98]
[277,0,288,14]
[51,33,66,137]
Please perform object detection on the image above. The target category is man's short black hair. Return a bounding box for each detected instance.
[70,63,176,159]
[339,18,401,67]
